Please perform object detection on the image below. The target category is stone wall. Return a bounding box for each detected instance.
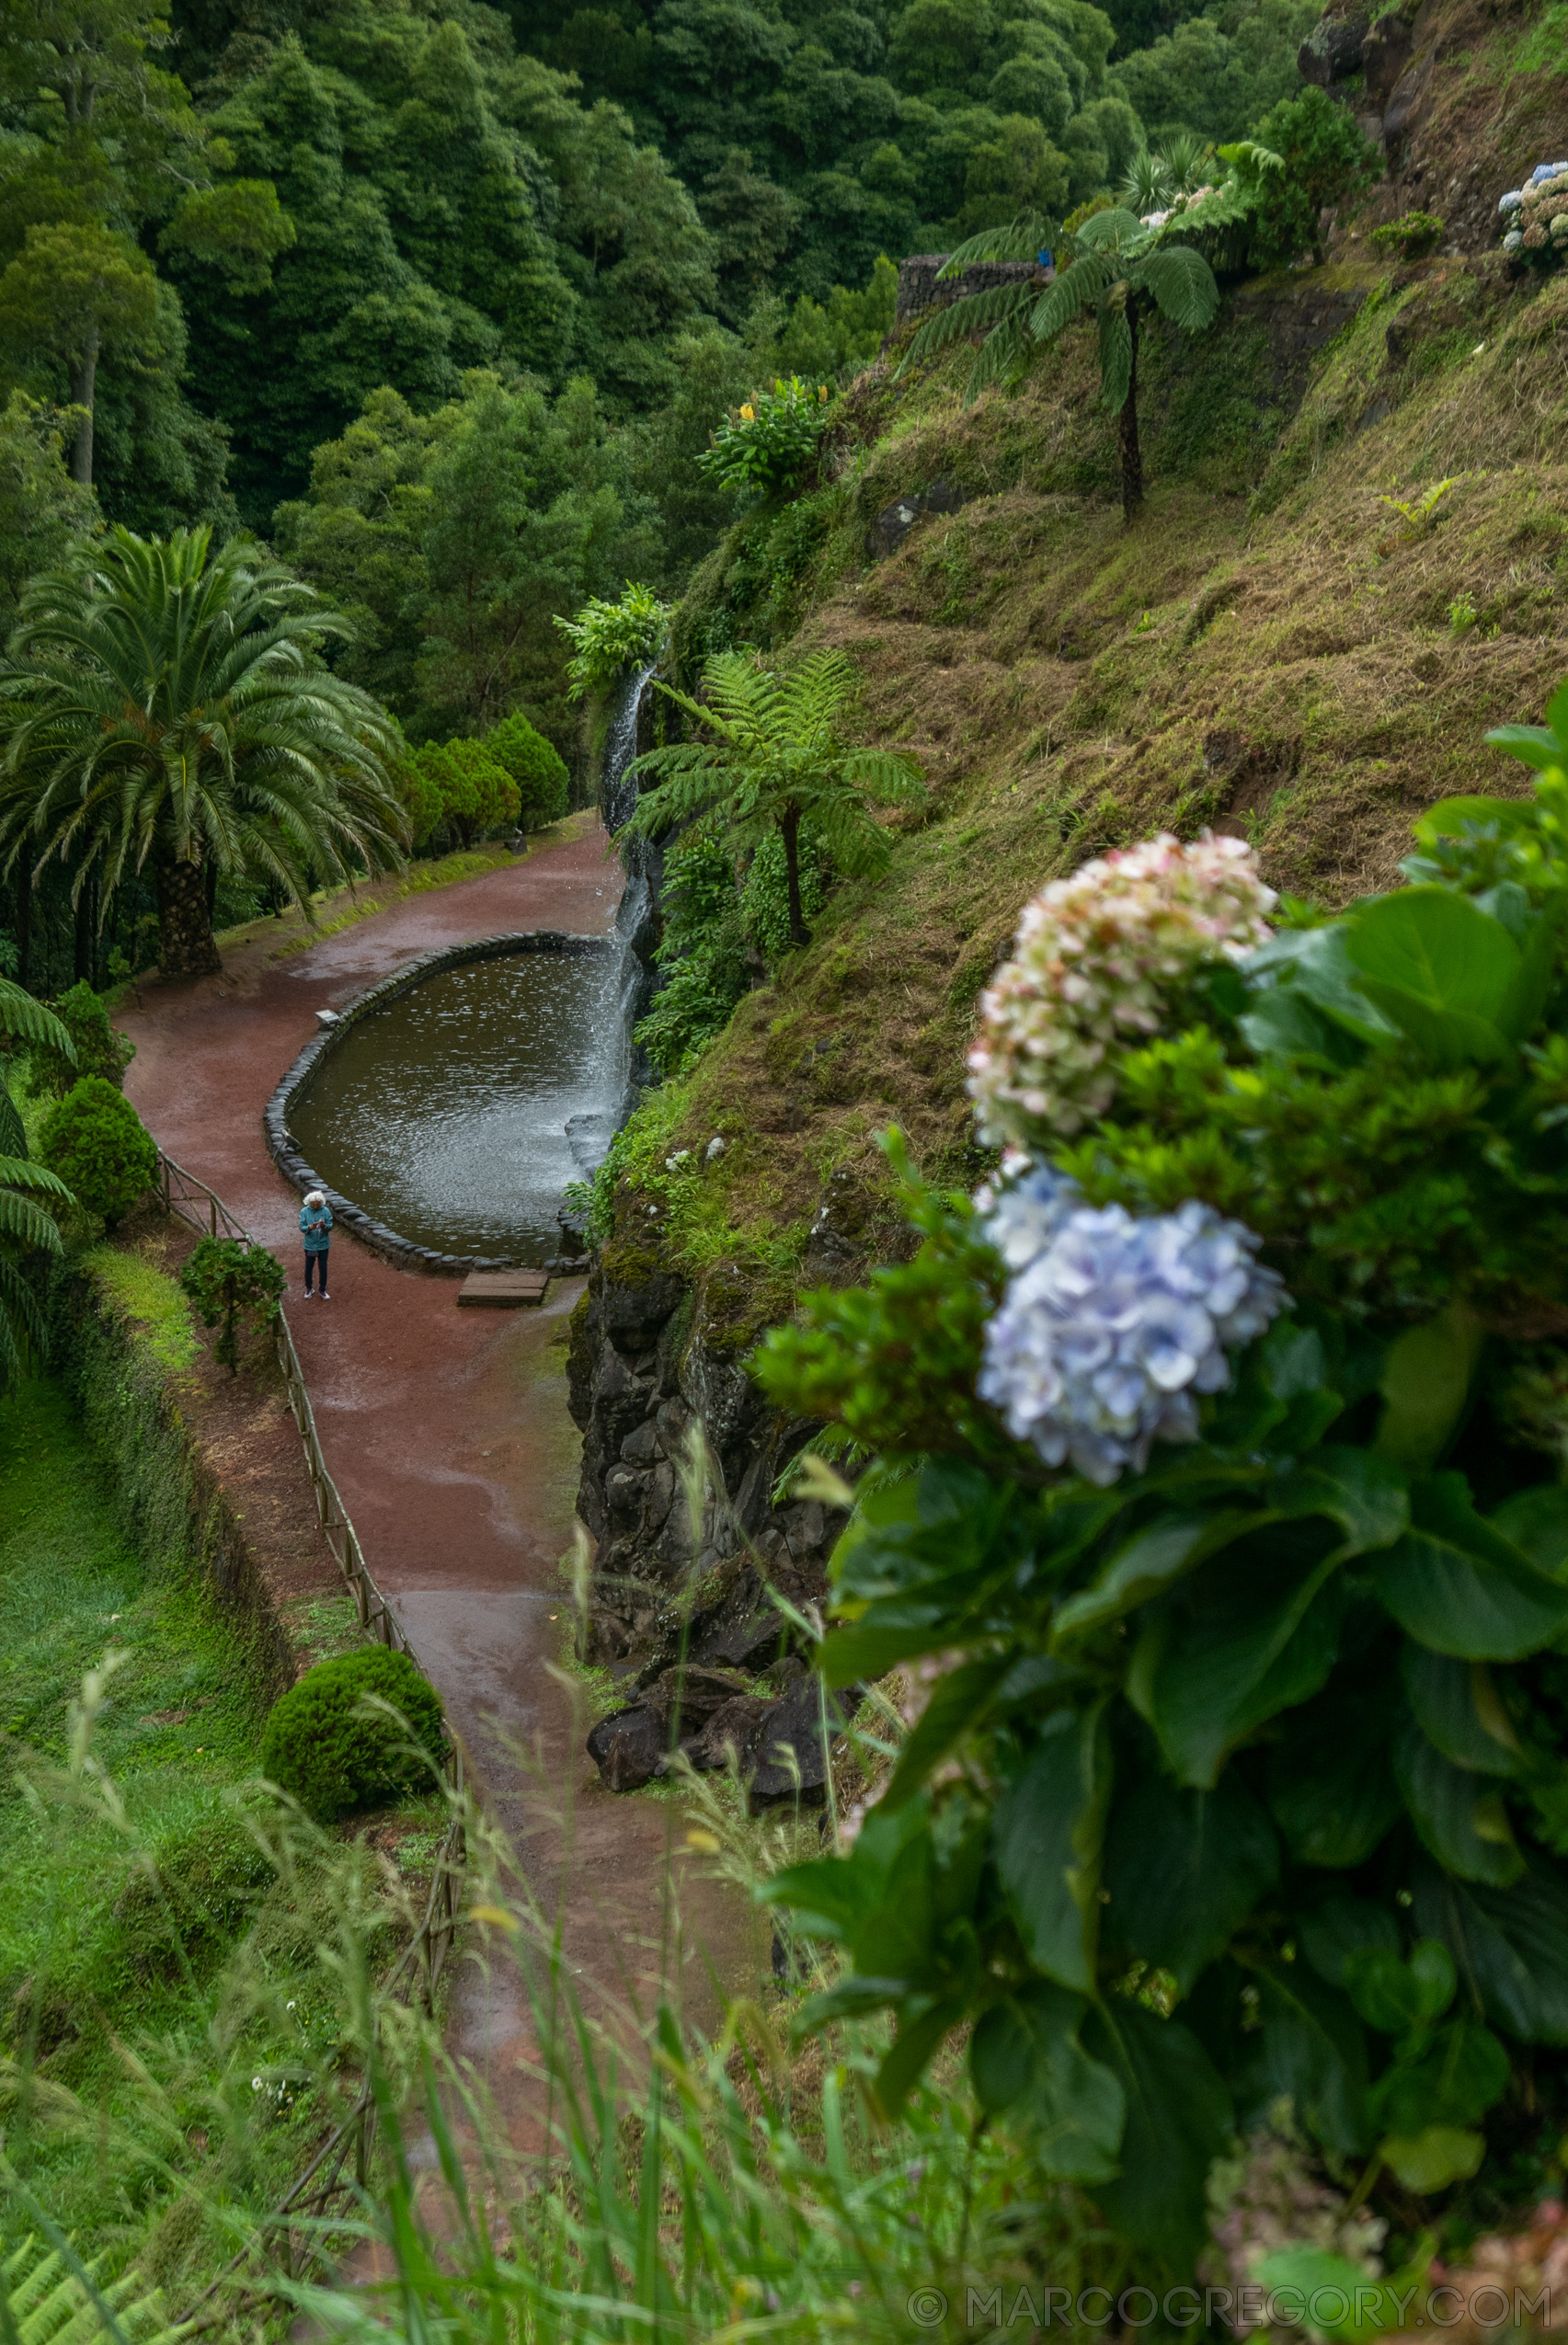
[895,251,1052,325]
[567,1186,846,1687]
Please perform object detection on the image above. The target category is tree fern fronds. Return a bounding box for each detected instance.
[1028,253,1113,341]
[901,280,1036,372]
[938,213,1056,273]
[0,979,74,1062]
[1139,244,1222,329]
[1075,207,1148,252]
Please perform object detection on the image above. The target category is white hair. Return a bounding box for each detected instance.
[305,1190,326,1208]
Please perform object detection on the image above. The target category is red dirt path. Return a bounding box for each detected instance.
[119,819,761,2120]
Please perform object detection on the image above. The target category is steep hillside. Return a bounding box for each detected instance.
[612,0,1568,1312]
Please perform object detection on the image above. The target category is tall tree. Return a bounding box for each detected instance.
[0,526,406,975]
[622,648,926,949]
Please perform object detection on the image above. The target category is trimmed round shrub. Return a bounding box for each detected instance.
[34,981,136,1096]
[485,711,569,829]
[37,1074,157,1227]
[260,1647,443,1821]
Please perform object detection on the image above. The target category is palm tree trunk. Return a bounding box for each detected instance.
[68,331,98,489]
[781,803,807,948]
[1117,293,1143,522]
[156,858,223,977]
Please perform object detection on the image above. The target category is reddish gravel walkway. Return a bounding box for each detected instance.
[120,820,759,2118]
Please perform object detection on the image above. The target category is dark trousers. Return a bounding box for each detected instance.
[304,1249,329,1293]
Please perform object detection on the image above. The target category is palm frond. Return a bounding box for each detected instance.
[1135,242,1220,332]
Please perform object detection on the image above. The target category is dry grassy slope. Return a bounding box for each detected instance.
[639,0,1568,1302]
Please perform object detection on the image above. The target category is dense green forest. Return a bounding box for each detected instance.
[0,0,1316,986]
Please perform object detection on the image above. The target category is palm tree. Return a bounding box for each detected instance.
[0,528,408,977]
[0,978,74,1390]
[904,207,1221,520]
[619,651,927,949]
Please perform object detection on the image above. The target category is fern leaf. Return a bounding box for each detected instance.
[1135,243,1220,332]
[1098,304,1134,415]
[1028,252,1113,343]
[901,280,1036,373]
[0,978,74,1062]
[1075,207,1148,254]
[938,212,1056,273]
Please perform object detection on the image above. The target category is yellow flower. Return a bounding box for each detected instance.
[819,383,829,399]
[739,404,754,420]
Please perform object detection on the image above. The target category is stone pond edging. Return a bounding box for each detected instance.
[263,930,614,1275]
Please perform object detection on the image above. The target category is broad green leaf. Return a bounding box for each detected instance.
[1273,1447,1410,1552]
[1401,1647,1522,1776]
[1267,1692,1402,1868]
[1370,1473,1568,1659]
[819,1613,951,1686]
[1051,1510,1261,1645]
[1490,1482,1568,1580]
[795,1976,907,2030]
[1299,1897,1401,1989]
[1484,723,1566,774]
[970,1983,1125,2180]
[1241,924,1393,1045]
[1373,1304,1484,1471]
[873,1994,967,2118]
[1344,886,1537,1047]
[1235,1962,1371,2157]
[1379,2125,1485,2191]
[1149,1535,1349,1787]
[1413,792,1538,846]
[1256,2247,1437,2342]
[1394,1722,1525,1886]
[880,1657,1014,1810]
[1372,2018,1509,2133]
[1101,1767,1278,1991]
[992,1704,1111,1992]
[1345,1945,1441,2034]
[1412,1856,1568,2044]
[1082,2002,1231,2266]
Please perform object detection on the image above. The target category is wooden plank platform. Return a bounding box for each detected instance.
[456,1269,551,1309]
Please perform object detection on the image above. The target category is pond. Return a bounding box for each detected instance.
[288,945,628,1261]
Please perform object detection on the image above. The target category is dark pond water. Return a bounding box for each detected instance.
[290,946,627,1260]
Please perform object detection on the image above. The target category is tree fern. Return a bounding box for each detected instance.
[620,651,926,949]
[2,2235,186,2345]
[0,979,74,1389]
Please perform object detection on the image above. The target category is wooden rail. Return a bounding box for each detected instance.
[155,1147,469,2325]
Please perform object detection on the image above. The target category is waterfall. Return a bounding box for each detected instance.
[601,660,656,835]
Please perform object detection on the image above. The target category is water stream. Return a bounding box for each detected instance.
[288,664,663,1263]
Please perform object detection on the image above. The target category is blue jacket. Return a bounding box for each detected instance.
[300,1202,333,1253]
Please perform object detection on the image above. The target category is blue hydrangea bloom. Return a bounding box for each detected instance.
[977,1184,1288,1485]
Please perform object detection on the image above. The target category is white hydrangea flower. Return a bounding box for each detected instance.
[977,1177,1288,1485]
[967,831,1276,1153]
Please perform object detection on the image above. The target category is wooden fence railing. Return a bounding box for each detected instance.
[155,1146,468,2327]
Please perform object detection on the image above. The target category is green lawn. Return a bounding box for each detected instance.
[0,1377,417,2304]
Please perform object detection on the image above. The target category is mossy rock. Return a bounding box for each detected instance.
[260,1646,443,1821]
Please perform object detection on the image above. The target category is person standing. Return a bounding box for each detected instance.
[301,1189,333,1298]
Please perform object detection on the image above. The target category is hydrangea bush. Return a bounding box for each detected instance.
[967,830,1276,1148]
[1498,160,1568,261]
[756,675,1568,2279]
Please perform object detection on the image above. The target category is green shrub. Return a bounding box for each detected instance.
[32,981,134,1096]
[485,711,570,829]
[695,377,832,500]
[178,1234,286,1374]
[1370,209,1446,259]
[260,1646,443,1821]
[555,583,670,702]
[37,1076,156,1228]
[113,1812,273,1982]
[1247,86,1382,268]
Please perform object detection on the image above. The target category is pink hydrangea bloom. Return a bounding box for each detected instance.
[967,830,1276,1150]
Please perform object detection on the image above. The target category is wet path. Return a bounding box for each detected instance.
[120,821,759,2124]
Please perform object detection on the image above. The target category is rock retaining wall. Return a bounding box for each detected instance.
[263,931,615,1275]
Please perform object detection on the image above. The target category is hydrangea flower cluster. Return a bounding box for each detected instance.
[967,831,1276,1150]
[1498,161,1568,258]
[977,1168,1287,1485]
